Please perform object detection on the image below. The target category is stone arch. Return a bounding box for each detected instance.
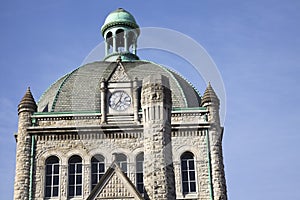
[131,147,144,163]
[88,148,110,165]
[174,145,200,163]
[37,150,64,167]
[65,148,89,165]
[110,148,131,163]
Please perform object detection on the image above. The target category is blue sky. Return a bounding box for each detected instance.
[1,0,300,199]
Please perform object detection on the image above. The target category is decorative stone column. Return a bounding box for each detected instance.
[100,78,107,124]
[141,75,176,200]
[133,77,140,123]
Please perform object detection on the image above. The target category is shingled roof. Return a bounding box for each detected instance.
[37,60,201,112]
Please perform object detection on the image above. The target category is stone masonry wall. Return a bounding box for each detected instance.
[172,132,211,200]
[33,133,144,200]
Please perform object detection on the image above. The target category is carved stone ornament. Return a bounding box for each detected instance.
[110,64,130,82]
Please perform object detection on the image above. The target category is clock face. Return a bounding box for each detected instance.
[109,91,131,111]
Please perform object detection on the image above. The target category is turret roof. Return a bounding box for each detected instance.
[201,82,220,106]
[18,87,37,113]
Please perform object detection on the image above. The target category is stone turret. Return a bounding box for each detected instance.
[14,87,37,200]
[201,82,220,125]
[141,74,176,200]
[201,83,227,200]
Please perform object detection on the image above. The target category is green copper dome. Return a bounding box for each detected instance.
[101,8,139,36]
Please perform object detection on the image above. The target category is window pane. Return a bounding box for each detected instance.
[181,161,187,170]
[121,163,127,172]
[53,176,59,185]
[69,165,75,174]
[99,163,105,172]
[54,164,59,174]
[182,171,188,181]
[45,187,51,197]
[190,182,196,192]
[137,184,144,193]
[137,173,143,182]
[76,186,82,196]
[190,171,195,181]
[92,174,98,184]
[183,182,188,193]
[76,164,82,173]
[46,165,52,174]
[91,164,97,173]
[45,176,52,185]
[69,186,74,197]
[136,162,143,172]
[53,186,59,196]
[69,175,75,185]
[76,175,82,184]
[189,160,195,169]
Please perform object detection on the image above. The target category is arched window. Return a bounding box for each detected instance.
[128,31,136,53]
[91,154,105,189]
[136,152,144,194]
[115,153,127,173]
[45,156,60,198]
[181,152,196,194]
[68,155,82,197]
[106,31,113,53]
[116,29,125,51]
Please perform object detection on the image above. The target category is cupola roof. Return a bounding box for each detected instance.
[101,8,139,36]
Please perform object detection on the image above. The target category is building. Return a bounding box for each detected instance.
[14,8,227,200]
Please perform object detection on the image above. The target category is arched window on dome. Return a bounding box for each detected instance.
[116,29,125,52]
[114,153,127,174]
[136,152,144,194]
[91,154,105,190]
[68,155,82,197]
[181,152,196,194]
[106,31,113,54]
[128,31,136,54]
[45,156,60,198]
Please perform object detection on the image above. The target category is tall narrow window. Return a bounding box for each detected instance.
[91,154,105,189]
[45,156,59,198]
[68,155,82,197]
[115,153,127,173]
[181,152,196,194]
[136,152,144,194]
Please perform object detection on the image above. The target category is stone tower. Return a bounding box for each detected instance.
[201,83,227,200]
[14,88,37,200]
[13,8,228,200]
[141,75,176,199]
